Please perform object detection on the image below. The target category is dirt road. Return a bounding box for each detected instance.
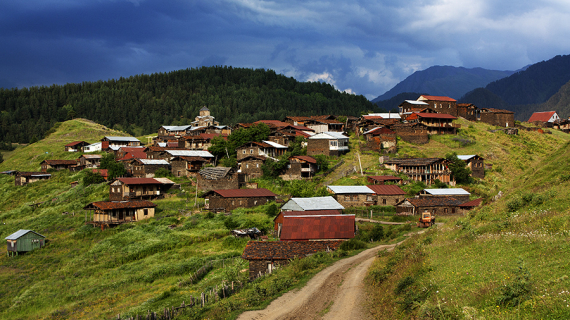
[237,243,399,320]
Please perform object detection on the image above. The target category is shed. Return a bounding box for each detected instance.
[281,196,345,212]
[279,215,356,240]
[5,229,46,256]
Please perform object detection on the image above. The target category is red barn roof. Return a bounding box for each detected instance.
[528,111,557,122]
[280,215,355,241]
[367,185,406,195]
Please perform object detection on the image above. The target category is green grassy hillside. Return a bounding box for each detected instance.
[365,120,570,319]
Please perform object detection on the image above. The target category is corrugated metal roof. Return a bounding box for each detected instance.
[327,186,375,194]
[280,215,355,240]
[262,140,288,149]
[308,132,348,140]
[528,111,558,122]
[117,178,163,185]
[167,150,214,158]
[208,188,277,198]
[104,136,141,142]
[456,155,476,160]
[5,229,45,240]
[282,196,344,211]
[404,100,429,105]
[138,159,169,165]
[242,240,343,260]
[162,125,192,131]
[367,185,406,195]
[423,188,470,196]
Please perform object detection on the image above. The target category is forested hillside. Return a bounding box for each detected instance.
[0,66,375,144]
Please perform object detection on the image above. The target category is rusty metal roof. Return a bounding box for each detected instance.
[207,188,277,198]
[41,160,78,165]
[415,113,457,120]
[280,215,355,241]
[528,111,558,122]
[459,198,483,207]
[418,95,457,102]
[290,155,317,164]
[367,185,406,195]
[242,240,343,260]
[65,141,88,147]
[84,200,157,210]
[117,178,163,185]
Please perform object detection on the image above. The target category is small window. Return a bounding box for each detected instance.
[250,149,253,154]
[242,150,246,154]
[256,164,259,168]
[144,209,148,216]
[382,199,387,205]
[246,164,249,168]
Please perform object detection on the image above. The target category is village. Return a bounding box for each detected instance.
[5,93,568,287]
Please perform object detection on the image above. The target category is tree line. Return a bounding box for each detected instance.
[0,66,375,145]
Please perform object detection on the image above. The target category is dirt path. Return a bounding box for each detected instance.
[237,242,400,320]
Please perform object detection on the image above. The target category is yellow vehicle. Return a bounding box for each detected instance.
[417,211,435,228]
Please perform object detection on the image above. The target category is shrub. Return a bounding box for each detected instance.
[154,168,172,178]
[82,170,105,186]
[496,259,533,307]
[265,203,279,217]
[339,238,367,251]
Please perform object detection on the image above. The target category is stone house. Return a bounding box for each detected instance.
[124,159,170,178]
[327,186,376,208]
[238,156,266,180]
[40,160,78,172]
[307,132,349,156]
[405,113,459,134]
[280,156,318,181]
[395,196,465,216]
[383,158,452,185]
[236,141,287,161]
[281,196,344,212]
[157,125,192,140]
[14,172,51,186]
[280,215,356,241]
[367,185,406,206]
[390,123,430,144]
[64,141,89,152]
[457,155,485,179]
[109,177,175,201]
[78,154,101,168]
[363,127,397,151]
[417,95,458,116]
[197,167,239,191]
[203,188,277,212]
[191,106,220,127]
[457,103,479,121]
[101,136,141,150]
[367,175,403,185]
[170,156,209,177]
[479,108,515,127]
[83,200,156,227]
[242,240,343,280]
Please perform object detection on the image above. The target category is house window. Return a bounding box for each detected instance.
[444,208,448,213]
[256,164,259,168]
[344,195,350,201]
[144,209,148,216]
[242,150,246,154]
[382,199,387,205]
[250,149,253,154]
[452,208,456,214]
[246,164,249,169]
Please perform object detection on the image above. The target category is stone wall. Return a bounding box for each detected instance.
[248,259,289,280]
[171,161,189,178]
[197,174,239,192]
[392,128,429,144]
[480,112,515,127]
[307,139,332,156]
[376,194,404,206]
[333,193,376,208]
[208,195,274,211]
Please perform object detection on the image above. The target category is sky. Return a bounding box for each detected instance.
[2,0,570,100]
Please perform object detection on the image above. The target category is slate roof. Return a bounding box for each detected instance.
[198,167,233,180]
[366,185,406,195]
[206,188,277,198]
[281,196,345,211]
[528,111,558,122]
[242,240,343,260]
[280,215,356,240]
[5,229,45,240]
[84,200,157,210]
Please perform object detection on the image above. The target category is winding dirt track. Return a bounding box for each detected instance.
[237,243,400,320]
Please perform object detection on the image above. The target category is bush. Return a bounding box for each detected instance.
[339,238,367,251]
[82,170,105,186]
[265,203,279,217]
[154,168,172,178]
[496,259,533,307]
[369,224,384,241]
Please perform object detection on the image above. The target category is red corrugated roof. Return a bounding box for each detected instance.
[117,178,163,185]
[528,111,557,122]
[117,151,147,161]
[65,141,88,147]
[365,127,396,135]
[242,240,343,260]
[290,125,315,132]
[459,198,483,207]
[210,188,277,198]
[419,95,457,102]
[362,115,384,120]
[92,169,108,178]
[367,185,406,195]
[296,131,311,138]
[280,215,355,240]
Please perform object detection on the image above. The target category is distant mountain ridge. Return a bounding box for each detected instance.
[372,66,515,102]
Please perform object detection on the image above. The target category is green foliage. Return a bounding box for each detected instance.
[369,224,385,241]
[100,153,126,180]
[288,136,307,156]
[223,216,240,230]
[265,203,279,217]
[154,168,173,178]
[0,140,15,151]
[81,170,105,186]
[445,152,472,184]
[339,238,367,251]
[496,259,533,307]
[313,154,330,173]
[287,179,329,197]
[402,181,427,197]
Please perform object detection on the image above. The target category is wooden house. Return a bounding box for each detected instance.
[14,172,51,186]
[367,185,406,206]
[307,132,349,156]
[109,177,175,201]
[479,108,515,127]
[367,175,403,185]
[78,154,101,168]
[362,127,397,151]
[327,186,376,208]
[197,167,239,191]
[236,141,287,161]
[273,210,342,232]
[182,133,227,150]
[417,95,458,116]
[157,125,192,139]
[203,188,277,212]
[396,196,465,216]
[242,240,343,280]
[84,200,157,228]
[279,156,318,181]
[457,155,485,179]
[123,159,170,178]
[281,196,345,212]
[64,141,89,152]
[40,160,78,172]
[383,158,452,185]
[101,136,141,150]
[238,155,266,180]
[170,156,209,177]
[280,214,356,241]
[405,113,459,134]
[5,230,46,256]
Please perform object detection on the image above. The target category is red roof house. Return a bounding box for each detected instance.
[273,210,343,231]
[279,215,356,241]
[204,188,277,212]
[528,111,560,123]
